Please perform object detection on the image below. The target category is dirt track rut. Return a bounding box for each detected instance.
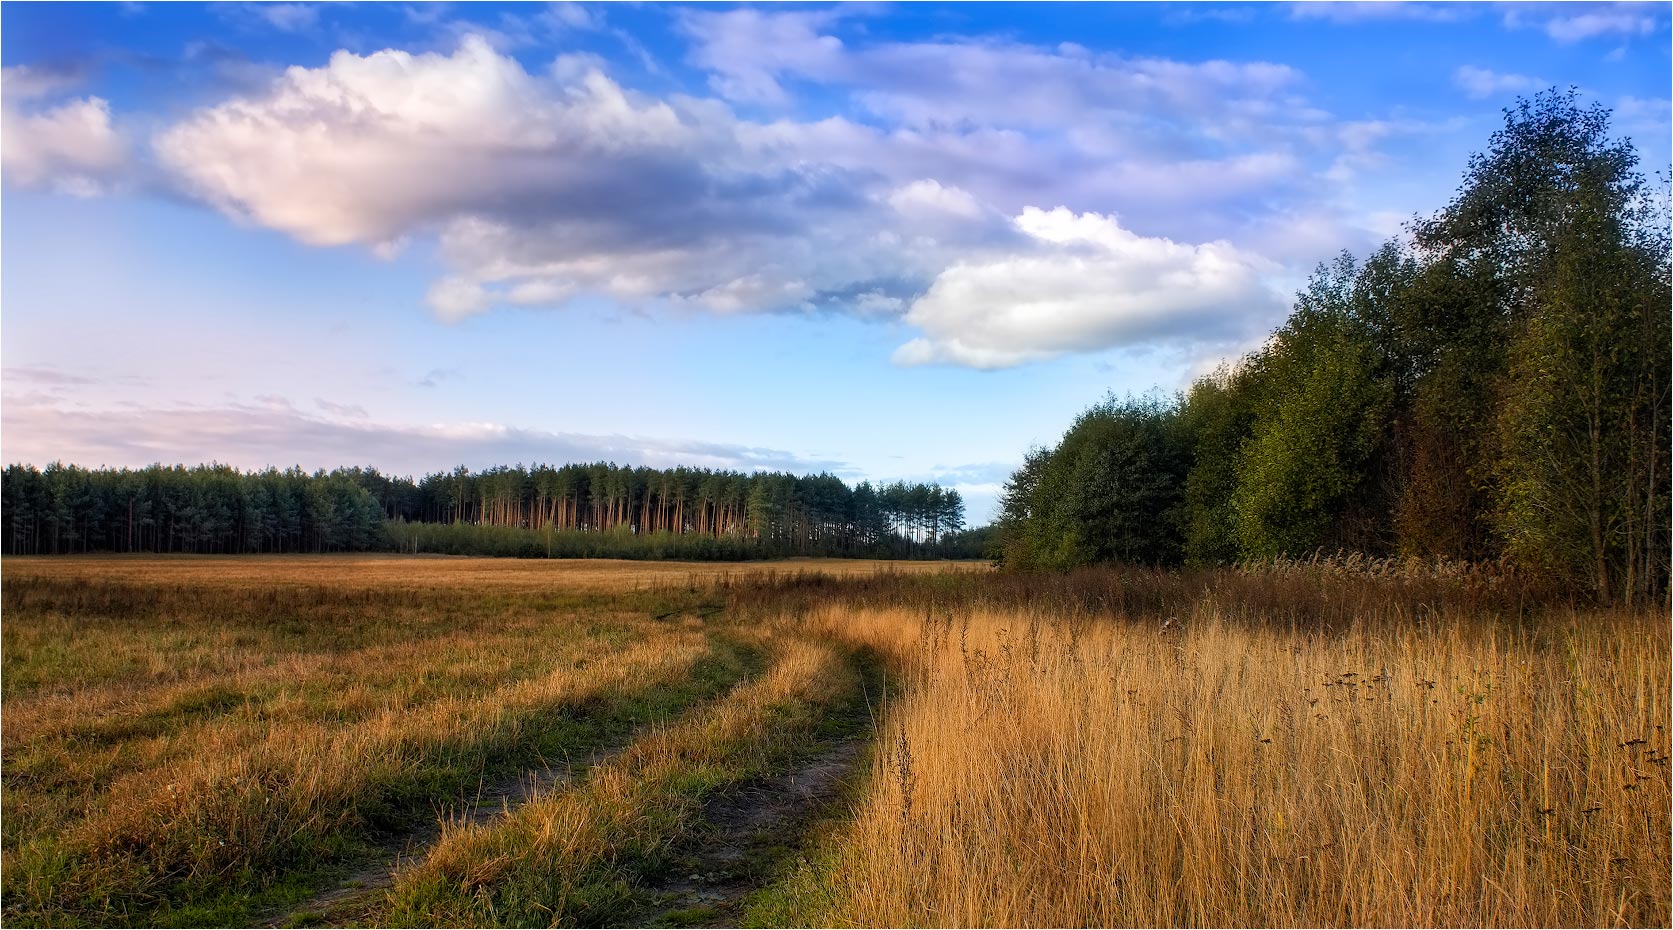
[622,733,871,926]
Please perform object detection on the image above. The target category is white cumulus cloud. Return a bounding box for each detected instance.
[894,207,1279,369]
[139,27,1396,366]
[154,35,947,321]
[156,36,686,247]
[888,179,985,219]
[2,68,127,195]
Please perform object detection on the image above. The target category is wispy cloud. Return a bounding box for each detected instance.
[2,394,853,477]
[314,398,368,419]
[1453,65,1546,99]
[3,366,98,387]
[1525,7,1661,42]
[1287,2,1474,24]
[415,367,463,389]
[3,366,150,388]
[218,2,321,34]
[1292,2,1665,42]
[1163,6,1260,26]
[1615,94,1672,132]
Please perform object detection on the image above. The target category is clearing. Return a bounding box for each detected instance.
[3,555,1667,928]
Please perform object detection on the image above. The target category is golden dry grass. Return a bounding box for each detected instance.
[386,627,860,926]
[0,557,771,924]
[2,553,983,594]
[5,555,1667,928]
[778,601,1672,927]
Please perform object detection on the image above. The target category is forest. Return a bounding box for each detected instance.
[995,92,1671,606]
[0,460,975,560]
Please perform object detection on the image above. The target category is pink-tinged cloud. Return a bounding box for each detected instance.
[2,394,850,477]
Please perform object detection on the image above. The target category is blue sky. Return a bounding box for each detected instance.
[3,2,1668,522]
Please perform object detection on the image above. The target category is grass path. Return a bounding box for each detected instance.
[379,630,874,927]
[265,733,637,927]
[1,574,766,927]
[267,637,885,929]
[3,561,894,929]
[619,647,884,928]
[255,633,767,928]
[627,735,869,928]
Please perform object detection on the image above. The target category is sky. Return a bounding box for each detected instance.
[2,1,1668,523]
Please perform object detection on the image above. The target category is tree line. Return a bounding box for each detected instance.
[1,461,971,559]
[1,463,385,556]
[368,463,965,550]
[995,91,1670,606]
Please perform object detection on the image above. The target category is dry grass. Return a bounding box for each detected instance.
[5,555,1667,928]
[2,553,983,595]
[386,628,861,926]
[0,557,767,924]
[774,599,1672,927]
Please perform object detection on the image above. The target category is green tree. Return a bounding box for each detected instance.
[1179,363,1260,565]
[1411,89,1670,601]
[1230,255,1398,558]
[995,395,1188,570]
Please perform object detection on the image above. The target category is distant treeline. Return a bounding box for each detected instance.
[996,92,1670,606]
[0,461,978,560]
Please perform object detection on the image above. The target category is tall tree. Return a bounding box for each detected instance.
[1411,90,1670,601]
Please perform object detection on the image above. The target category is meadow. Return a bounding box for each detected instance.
[2,555,1667,928]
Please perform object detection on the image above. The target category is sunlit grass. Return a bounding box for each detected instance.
[386,628,862,927]
[775,599,1671,927]
[5,556,1666,928]
[0,559,764,924]
[1,552,983,596]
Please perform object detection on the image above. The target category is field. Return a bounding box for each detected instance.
[2,556,1668,928]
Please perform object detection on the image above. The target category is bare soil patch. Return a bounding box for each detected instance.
[624,737,869,928]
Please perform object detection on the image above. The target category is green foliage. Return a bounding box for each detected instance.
[994,395,1189,571]
[1413,89,1671,602]
[386,523,767,561]
[1178,365,1258,565]
[0,463,383,555]
[936,525,993,561]
[1491,162,1671,602]
[995,90,1670,602]
[2,461,973,561]
[1230,252,1400,558]
[1385,256,1508,559]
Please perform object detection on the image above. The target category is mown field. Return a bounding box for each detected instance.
[2,556,1668,928]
